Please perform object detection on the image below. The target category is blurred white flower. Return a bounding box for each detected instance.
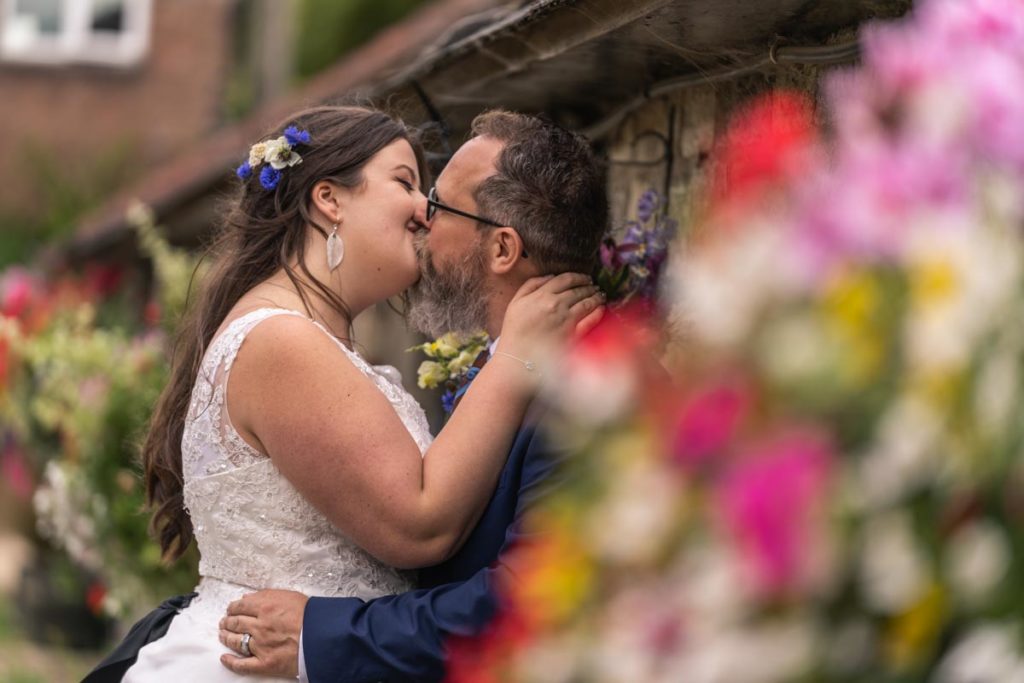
[757,312,833,386]
[932,623,1024,683]
[855,395,943,509]
[945,520,1010,607]
[33,462,102,572]
[904,218,1023,375]
[589,583,688,683]
[515,633,582,683]
[676,540,750,633]
[859,511,929,613]
[675,224,799,350]
[546,339,638,426]
[584,451,682,565]
[974,346,1020,441]
[671,617,817,683]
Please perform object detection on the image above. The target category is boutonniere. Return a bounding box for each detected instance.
[410,331,490,413]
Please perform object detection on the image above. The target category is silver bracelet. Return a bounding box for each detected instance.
[492,350,537,372]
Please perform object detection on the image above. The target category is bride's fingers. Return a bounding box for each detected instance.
[557,285,601,310]
[573,303,606,336]
[537,272,591,295]
[567,292,605,321]
[512,274,554,298]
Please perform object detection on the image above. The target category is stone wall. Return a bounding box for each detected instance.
[605,61,836,235]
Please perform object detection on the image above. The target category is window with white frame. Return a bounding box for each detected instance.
[1,0,152,66]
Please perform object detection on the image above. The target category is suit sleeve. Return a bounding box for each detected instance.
[302,430,563,683]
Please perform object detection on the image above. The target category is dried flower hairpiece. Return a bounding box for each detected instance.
[235,125,312,190]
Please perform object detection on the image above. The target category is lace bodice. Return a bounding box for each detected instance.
[180,308,432,616]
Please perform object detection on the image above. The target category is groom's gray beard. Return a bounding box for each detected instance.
[407,234,490,338]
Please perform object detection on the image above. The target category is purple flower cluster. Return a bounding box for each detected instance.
[598,189,677,303]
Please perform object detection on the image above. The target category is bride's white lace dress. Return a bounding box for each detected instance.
[124,308,433,681]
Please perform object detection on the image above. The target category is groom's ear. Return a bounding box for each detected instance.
[488,227,529,275]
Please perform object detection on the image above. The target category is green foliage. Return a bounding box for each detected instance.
[1,207,203,619]
[294,0,429,80]
[0,139,138,268]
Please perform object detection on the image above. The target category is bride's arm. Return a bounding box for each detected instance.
[229,273,601,569]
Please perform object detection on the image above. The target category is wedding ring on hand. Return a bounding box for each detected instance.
[240,632,253,657]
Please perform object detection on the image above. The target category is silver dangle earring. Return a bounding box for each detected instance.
[326,222,344,271]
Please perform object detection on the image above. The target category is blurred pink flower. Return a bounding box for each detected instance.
[1,445,33,501]
[1,268,40,319]
[716,432,833,598]
[926,0,1024,56]
[793,122,972,282]
[671,380,750,472]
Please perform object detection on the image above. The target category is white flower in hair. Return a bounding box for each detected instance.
[265,136,303,169]
[236,125,311,190]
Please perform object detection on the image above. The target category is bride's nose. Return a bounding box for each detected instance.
[411,194,430,231]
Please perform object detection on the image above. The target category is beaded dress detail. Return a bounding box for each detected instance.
[124,308,432,681]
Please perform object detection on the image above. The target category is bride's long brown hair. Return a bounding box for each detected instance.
[144,106,428,561]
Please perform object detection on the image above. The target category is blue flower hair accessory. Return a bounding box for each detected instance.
[236,125,311,190]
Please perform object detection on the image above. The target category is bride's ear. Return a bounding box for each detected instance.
[488,227,531,275]
[310,180,344,225]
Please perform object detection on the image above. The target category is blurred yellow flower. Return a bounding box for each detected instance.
[910,256,958,309]
[416,360,447,389]
[821,269,884,384]
[885,583,946,671]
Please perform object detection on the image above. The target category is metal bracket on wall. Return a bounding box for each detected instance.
[607,103,677,199]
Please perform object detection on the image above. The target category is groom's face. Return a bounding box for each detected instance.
[407,136,505,337]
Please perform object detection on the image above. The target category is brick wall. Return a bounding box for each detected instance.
[0,0,236,220]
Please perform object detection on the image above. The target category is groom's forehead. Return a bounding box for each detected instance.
[438,136,504,192]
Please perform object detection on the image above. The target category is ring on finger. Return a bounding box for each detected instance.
[240,632,253,657]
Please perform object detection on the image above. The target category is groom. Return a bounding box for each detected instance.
[217,110,608,681]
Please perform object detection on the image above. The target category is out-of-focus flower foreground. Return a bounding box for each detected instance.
[0,204,200,625]
[447,1,1024,681]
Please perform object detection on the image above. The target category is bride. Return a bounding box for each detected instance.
[117,105,601,680]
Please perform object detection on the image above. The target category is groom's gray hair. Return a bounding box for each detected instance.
[470,111,608,274]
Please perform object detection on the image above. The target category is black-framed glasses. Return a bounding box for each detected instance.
[426,186,503,227]
[428,185,532,258]
[426,186,529,257]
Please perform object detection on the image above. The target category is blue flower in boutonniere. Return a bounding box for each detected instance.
[409,331,490,414]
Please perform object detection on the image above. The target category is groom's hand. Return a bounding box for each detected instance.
[218,589,309,677]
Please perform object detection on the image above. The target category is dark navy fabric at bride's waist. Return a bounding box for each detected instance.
[81,592,197,683]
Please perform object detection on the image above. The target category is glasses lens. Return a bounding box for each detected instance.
[427,187,437,221]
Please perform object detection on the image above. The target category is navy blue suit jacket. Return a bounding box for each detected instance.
[302,422,561,682]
